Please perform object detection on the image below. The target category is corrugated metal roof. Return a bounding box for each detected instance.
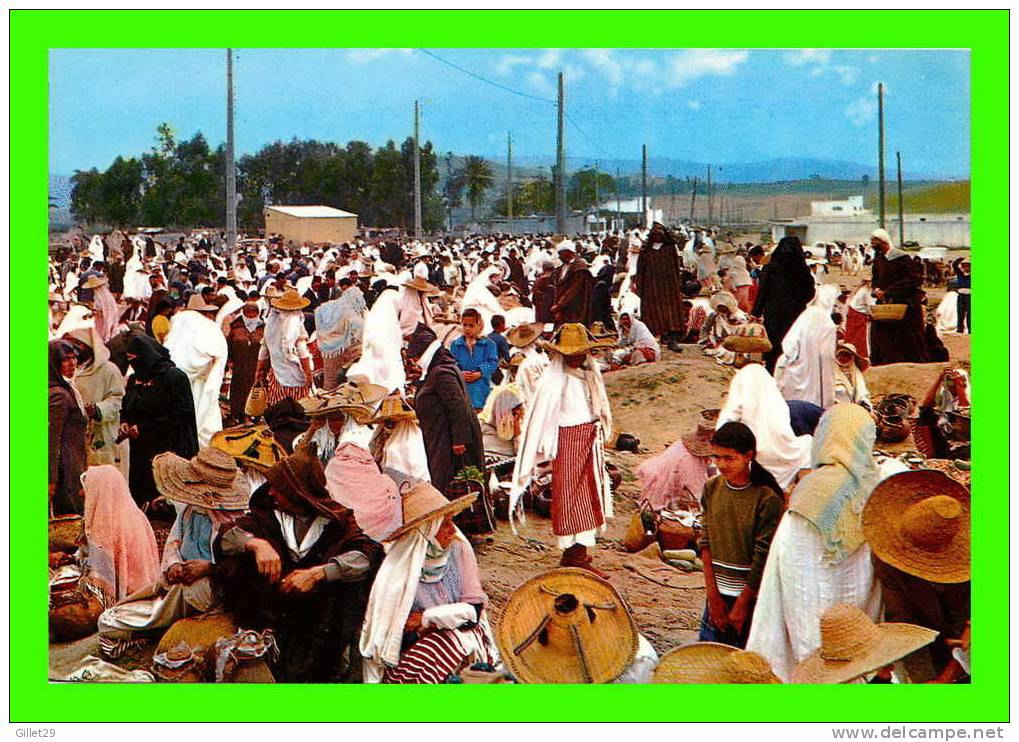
[265,205,358,219]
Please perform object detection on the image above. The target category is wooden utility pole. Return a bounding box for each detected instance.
[878,83,886,229]
[615,166,621,231]
[555,72,567,234]
[507,132,513,235]
[896,151,905,247]
[706,164,713,224]
[225,49,237,251]
[641,145,648,226]
[413,100,422,239]
[689,175,698,223]
[445,151,453,231]
[593,160,600,233]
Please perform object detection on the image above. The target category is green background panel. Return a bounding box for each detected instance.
[11,8,1008,722]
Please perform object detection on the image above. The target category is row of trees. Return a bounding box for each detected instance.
[70,124,629,231]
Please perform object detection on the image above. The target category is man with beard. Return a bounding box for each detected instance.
[633,222,689,351]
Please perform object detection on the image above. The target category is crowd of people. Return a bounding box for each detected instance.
[48,222,971,684]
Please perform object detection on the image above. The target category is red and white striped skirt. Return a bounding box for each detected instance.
[265,369,310,408]
[383,625,488,684]
[551,422,604,537]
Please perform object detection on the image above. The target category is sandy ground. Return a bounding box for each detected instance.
[50,267,971,676]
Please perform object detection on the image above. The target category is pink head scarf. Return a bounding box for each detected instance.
[324,442,402,542]
[82,465,161,603]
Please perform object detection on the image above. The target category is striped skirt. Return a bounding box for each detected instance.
[265,369,310,407]
[551,422,604,537]
[383,625,489,684]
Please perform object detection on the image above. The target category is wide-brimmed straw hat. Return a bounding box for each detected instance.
[496,568,639,684]
[791,604,937,684]
[81,275,109,290]
[506,322,544,348]
[152,448,249,511]
[402,277,440,295]
[836,341,869,371]
[186,294,219,313]
[862,469,970,583]
[371,393,418,424]
[709,291,739,314]
[299,378,390,422]
[588,321,615,340]
[681,409,720,458]
[385,482,476,542]
[269,287,310,311]
[210,424,287,473]
[543,323,614,357]
[653,643,782,684]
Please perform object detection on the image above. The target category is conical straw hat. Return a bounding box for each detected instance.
[652,643,782,684]
[790,604,937,684]
[384,482,476,542]
[862,469,970,583]
[506,322,544,348]
[542,323,614,357]
[371,393,417,424]
[495,568,638,684]
[152,447,249,510]
[269,287,310,311]
[210,424,287,473]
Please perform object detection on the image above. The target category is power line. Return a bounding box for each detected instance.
[564,111,610,158]
[416,48,555,105]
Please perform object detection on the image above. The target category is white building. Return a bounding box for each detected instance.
[770,195,969,248]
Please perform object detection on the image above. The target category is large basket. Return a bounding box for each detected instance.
[871,303,908,322]
[49,514,84,553]
[723,322,772,354]
[244,384,268,417]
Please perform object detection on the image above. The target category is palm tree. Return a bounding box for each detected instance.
[457,155,495,221]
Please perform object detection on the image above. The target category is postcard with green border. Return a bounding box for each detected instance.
[11,8,1008,723]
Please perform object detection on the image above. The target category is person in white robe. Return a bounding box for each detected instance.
[717,363,813,490]
[346,288,406,394]
[164,301,229,447]
[935,291,959,334]
[745,404,882,682]
[774,285,839,410]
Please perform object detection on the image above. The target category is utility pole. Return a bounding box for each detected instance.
[615,166,621,232]
[669,175,677,224]
[507,132,513,236]
[413,100,422,240]
[896,151,905,247]
[225,48,237,252]
[689,175,698,223]
[706,164,713,224]
[878,82,886,229]
[641,145,648,227]
[445,151,453,232]
[555,71,567,234]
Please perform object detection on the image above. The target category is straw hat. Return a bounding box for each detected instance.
[210,424,287,473]
[81,275,109,289]
[186,294,219,313]
[269,287,310,311]
[385,482,476,542]
[299,378,390,422]
[652,643,782,684]
[506,322,544,348]
[152,448,249,511]
[709,291,739,314]
[681,409,719,458]
[403,277,440,295]
[791,604,937,684]
[836,341,868,371]
[862,469,970,583]
[496,568,639,684]
[371,393,418,424]
[543,323,614,357]
[722,323,772,354]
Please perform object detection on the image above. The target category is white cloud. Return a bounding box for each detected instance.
[527,71,555,97]
[845,95,878,127]
[687,100,702,111]
[666,49,748,88]
[493,54,532,77]
[537,48,562,69]
[868,54,880,64]
[343,48,411,63]
[784,49,832,66]
[833,65,860,85]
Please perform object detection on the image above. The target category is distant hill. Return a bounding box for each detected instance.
[866,181,970,214]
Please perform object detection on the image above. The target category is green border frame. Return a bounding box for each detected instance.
[12,9,1008,722]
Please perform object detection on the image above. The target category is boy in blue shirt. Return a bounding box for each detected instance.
[450,308,500,411]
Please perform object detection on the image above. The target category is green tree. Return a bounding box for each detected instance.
[456,155,495,221]
[97,156,144,226]
[567,168,617,211]
[70,168,103,224]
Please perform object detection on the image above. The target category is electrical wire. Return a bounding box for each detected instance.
[416,49,555,105]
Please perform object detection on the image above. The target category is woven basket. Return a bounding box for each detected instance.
[657,518,695,551]
[723,322,772,354]
[872,304,908,322]
[49,589,103,643]
[244,384,268,417]
[49,515,84,553]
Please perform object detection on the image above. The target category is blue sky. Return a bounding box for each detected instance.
[50,47,970,177]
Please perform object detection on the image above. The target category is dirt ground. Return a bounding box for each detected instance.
[49,266,971,675]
